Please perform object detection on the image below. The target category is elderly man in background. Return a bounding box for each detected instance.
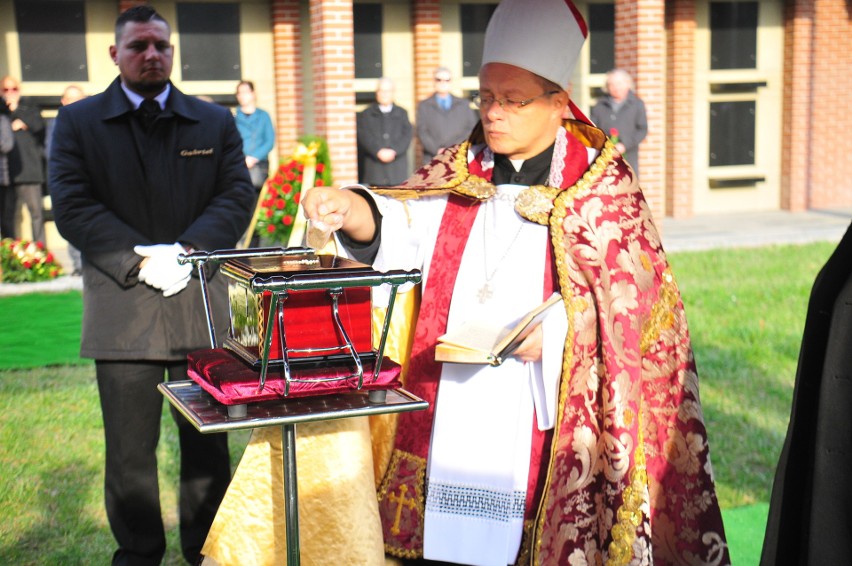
[356,77,412,186]
[591,68,648,176]
[2,75,46,244]
[415,66,479,165]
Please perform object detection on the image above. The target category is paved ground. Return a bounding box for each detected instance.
[3,206,851,297]
[661,206,852,252]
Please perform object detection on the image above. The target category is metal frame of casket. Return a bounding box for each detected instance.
[178,247,420,400]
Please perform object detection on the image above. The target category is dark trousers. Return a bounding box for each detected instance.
[96,360,231,565]
[0,184,14,238]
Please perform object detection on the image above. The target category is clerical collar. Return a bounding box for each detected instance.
[492,143,555,186]
[378,104,393,113]
[121,82,170,111]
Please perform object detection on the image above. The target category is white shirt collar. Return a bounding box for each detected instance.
[121,82,171,110]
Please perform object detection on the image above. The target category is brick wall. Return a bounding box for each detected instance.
[665,0,696,218]
[412,0,442,165]
[805,0,852,208]
[307,0,358,185]
[270,1,302,162]
[616,0,666,221]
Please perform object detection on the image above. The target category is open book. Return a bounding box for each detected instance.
[435,293,563,366]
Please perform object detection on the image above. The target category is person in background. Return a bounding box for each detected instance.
[45,85,87,275]
[415,66,478,165]
[48,6,254,564]
[356,77,412,186]
[234,80,275,192]
[303,0,728,563]
[0,97,13,235]
[590,68,647,176]
[2,75,46,244]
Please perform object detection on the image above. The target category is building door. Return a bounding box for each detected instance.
[693,0,783,213]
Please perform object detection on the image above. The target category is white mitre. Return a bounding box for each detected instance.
[481,0,588,89]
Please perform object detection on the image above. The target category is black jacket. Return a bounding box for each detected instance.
[356,103,412,186]
[761,222,852,565]
[8,102,45,184]
[590,91,647,175]
[49,78,255,360]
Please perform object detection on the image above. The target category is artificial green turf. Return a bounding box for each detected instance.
[0,291,87,369]
[722,503,769,565]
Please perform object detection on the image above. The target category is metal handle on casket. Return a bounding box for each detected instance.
[178,247,312,349]
[179,247,421,394]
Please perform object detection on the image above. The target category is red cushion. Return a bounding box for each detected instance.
[187,348,401,405]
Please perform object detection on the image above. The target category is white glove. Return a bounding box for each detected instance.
[134,243,193,296]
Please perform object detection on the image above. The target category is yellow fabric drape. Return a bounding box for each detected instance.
[201,287,420,565]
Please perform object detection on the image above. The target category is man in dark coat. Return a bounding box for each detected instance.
[48,6,254,564]
[1,75,46,243]
[590,68,647,176]
[760,223,852,565]
[415,66,478,164]
[356,77,412,186]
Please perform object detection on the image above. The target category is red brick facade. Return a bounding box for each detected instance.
[114,0,852,216]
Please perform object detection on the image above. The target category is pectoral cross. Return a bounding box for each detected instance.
[388,483,417,535]
[477,282,493,304]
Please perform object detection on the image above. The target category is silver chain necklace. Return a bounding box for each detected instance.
[478,205,525,303]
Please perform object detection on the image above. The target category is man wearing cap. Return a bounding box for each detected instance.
[304,0,729,563]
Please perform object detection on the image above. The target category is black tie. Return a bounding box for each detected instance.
[138,99,161,131]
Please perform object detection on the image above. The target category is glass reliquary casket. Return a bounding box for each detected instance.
[178,247,421,411]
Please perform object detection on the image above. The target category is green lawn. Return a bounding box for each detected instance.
[0,241,838,564]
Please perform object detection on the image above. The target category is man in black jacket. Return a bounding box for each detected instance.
[356,77,412,186]
[49,6,254,564]
[1,75,45,243]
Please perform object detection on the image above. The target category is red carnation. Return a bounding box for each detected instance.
[276,198,285,210]
[316,163,325,173]
[265,209,274,218]
[283,215,293,226]
[315,178,323,187]
[294,193,301,204]
[282,183,292,194]
[266,224,276,233]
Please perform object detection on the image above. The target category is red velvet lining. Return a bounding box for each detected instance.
[187,348,401,405]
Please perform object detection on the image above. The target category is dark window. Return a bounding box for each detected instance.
[709,101,755,166]
[354,4,383,79]
[461,4,497,76]
[588,3,615,74]
[177,3,241,81]
[15,0,87,82]
[710,2,758,70]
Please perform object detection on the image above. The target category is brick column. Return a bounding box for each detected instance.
[781,0,814,212]
[412,0,442,165]
[271,0,302,162]
[615,0,666,220]
[665,0,695,218]
[804,0,852,209]
[118,0,145,11]
[309,0,358,185]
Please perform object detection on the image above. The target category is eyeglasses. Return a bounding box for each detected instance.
[435,78,451,83]
[2,87,19,93]
[473,90,560,113]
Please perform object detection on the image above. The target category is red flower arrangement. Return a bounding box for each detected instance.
[254,136,333,245]
[0,238,64,283]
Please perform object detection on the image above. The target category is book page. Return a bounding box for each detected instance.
[436,293,563,364]
[436,320,504,353]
